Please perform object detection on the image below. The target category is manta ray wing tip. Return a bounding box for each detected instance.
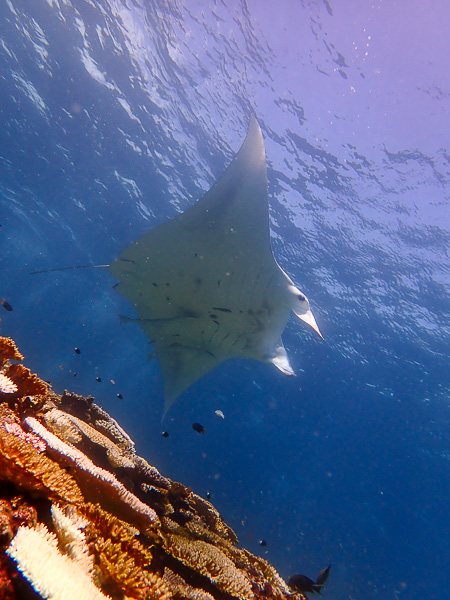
[297,309,324,340]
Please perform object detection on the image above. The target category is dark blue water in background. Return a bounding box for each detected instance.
[1,2,449,599]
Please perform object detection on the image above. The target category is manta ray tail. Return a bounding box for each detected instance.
[30,264,110,275]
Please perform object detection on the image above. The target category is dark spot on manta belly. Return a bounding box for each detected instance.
[152,282,158,287]
[195,277,202,285]
[254,320,264,333]
[182,309,200,318]
[166,296,171,301]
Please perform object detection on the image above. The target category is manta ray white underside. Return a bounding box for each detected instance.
[109,116,322,413]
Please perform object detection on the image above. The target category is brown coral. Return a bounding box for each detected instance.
[163,568,215,600]
[1,363,48,398]
[0,495,37,545]
[0,337,303,600]
[0,337,23,364]
[163,533,254,599]
[0,425,84,505]
[42,408,135,469]
[92,536,166,599]
[80,503,170,600]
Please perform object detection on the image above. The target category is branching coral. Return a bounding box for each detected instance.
[7,523,111,600]
[0,336,304,600]
[3,421,46,452]
[0,425,84,504]
[92,536,168,600]
[0,374,17,394]
[163,568,215,600]
[80,502,166,599]
[0,337,23,364]
[42,407,136,469]
[24,416,160,532]
[1,363,48,398]
[163,533,254,599]
[50,504,93,573]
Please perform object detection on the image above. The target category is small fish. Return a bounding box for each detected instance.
[161,431,169,438]
[288,574,317,594]
[116,393,123,400]
[316,564,331,587]
[214,409,225,419]
[206,492,211,500]
[212,306,232,313]
[1,299,13,312]
[259,540,267,547]
[110,379,115,384]
[192,422,205,434]
[96,377,102,383]
[288,564,331,595]
[74,347,81,354]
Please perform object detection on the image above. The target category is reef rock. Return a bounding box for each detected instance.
[0,336,306,600]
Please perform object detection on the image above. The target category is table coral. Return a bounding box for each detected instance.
[0,336,307,600]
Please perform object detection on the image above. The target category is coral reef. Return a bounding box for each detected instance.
[0,336,306,600]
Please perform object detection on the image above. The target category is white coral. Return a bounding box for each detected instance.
[51,504,93,574]
[6,523,110,600]
[0,373,17,394]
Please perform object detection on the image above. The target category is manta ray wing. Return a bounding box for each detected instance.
[109,116,322,412]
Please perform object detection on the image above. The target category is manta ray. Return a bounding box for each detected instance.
[108,116,323,413]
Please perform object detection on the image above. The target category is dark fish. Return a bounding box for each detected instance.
[316,564,331,587]
[96,377,102,383]
[161,431,169,438]
[116,393,123,400]
[259,540,267,547]
[206,492,211,500]
[212,306,232,313]
[1,299,13,312]
[74,347,81,354]
[288,564,331,595]
[192,422,205,434]
[288,574,318,594]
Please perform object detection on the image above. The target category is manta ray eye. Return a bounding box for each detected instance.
[297,294,306,302]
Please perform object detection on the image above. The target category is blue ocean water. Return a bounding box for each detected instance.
[1,1,449,599]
